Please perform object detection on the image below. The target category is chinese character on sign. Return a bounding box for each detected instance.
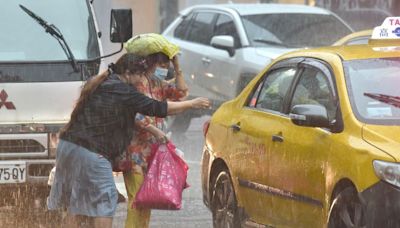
[380,28,389,37]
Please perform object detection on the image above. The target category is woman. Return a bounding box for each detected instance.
[47,53,210,228]
[123,52,188,228]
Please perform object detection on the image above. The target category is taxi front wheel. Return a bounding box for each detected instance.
[211,170,241,228]
[328,187,366,228]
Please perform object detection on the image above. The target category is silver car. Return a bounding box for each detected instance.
[162,3,352,132]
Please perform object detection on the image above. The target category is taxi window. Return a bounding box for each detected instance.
[344,57,400,125]
[290,68,336,121]
[249,68,296,112]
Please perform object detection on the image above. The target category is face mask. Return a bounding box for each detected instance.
[153,67,168,80]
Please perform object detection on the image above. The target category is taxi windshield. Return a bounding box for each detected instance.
[344,57,400,125]
[0,0,100,61]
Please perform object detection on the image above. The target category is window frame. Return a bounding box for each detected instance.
[244,57,305,116]
[288,66,336,120]
[184,11,218,45]
[212,12,242,49]
[286,58,344,132]
[173,12,195,40]
[243,57,343,132]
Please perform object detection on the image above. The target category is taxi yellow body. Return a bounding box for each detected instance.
[332,29,372,46]
[201,41,400,228]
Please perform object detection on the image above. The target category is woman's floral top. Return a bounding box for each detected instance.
[128,76,186,174]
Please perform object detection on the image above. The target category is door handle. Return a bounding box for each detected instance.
[272,134,284,142]
[230,124,241,132]
[202,57,211,64]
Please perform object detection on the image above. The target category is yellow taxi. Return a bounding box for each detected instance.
[201,17,400,228]
[332,29,372,46]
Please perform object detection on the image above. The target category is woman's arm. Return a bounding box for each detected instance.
[122,82,209,117]
[167,97,210,115]
[135,118,166,139]
[172,56,188,94]
[144,124,167,142]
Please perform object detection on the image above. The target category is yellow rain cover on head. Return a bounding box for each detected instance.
[124,33,179,59]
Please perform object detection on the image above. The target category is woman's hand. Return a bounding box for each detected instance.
[190,97,211,109]
[153,128,168,144]
[145,124,168,143]
[167,97,211,115]
[172,56,180,72]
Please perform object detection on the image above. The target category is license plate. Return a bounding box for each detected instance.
[0,161,26,184]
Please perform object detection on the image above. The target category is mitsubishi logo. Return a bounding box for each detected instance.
[0,90,16,110]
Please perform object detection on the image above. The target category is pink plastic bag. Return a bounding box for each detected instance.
[133,142,189,210]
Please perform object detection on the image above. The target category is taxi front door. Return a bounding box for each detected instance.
[268,65,337,227]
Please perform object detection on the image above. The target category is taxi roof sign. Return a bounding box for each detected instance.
[371,17,400,39]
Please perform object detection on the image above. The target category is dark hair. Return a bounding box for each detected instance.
[109,53,147,75]
[60,53,146,135]
[145,52,170,69]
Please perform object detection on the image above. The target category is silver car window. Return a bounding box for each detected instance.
[186,12,217,45]
[242,13,351,47]
[173,12,193,39]
[213,14,241,48]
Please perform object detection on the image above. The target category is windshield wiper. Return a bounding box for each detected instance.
[364,92,400,108]
[19,4,79,72]
[253,38,288,47]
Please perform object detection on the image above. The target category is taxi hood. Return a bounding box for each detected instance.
[362,124,400,160]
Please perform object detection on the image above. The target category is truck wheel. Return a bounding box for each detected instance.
[328,187,366,228]
[211,170,241,228]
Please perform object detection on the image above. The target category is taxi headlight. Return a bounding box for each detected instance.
[373,160,400,188]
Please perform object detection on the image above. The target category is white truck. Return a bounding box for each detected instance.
[0,0,131,210]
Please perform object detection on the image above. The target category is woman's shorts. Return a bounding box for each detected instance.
[47,139,118,217]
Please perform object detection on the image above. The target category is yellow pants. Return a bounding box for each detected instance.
[123,171,151,228]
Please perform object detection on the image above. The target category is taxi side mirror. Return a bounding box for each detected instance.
[289,104,330,128]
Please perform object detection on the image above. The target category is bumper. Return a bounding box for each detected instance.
[360,181,400,227]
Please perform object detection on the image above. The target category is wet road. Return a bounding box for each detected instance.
[0,116,213,228]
